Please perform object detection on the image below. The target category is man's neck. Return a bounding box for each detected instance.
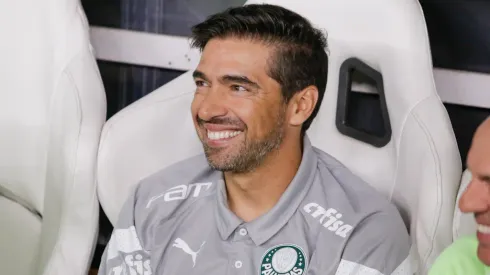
[223,136,303,222]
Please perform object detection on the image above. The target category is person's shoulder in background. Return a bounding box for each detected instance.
[429,235,489,275]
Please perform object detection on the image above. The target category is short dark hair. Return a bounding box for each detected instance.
[190,4,329,132]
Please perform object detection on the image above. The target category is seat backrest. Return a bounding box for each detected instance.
[453,169,476,239]
[0,0,106,274]
[253,0,462,273]
[97,0,461,274]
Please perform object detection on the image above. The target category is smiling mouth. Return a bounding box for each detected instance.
[206,130,242,141]
[478,224,490,234]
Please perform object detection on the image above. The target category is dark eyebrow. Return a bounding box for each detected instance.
[481,175,490,183]
[192,70,209,82]
[220,75,261,89]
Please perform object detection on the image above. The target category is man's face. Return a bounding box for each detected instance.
[459,120,490,265]
[191,38,287,173]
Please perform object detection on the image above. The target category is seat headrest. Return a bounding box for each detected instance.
[0,0,106,273]
[0,0,94,216]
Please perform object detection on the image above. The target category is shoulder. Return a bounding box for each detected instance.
[130,154,220,236]
[437,235,478,256]
[309,147,406,228]
[307,148,411,274]
[134,154,220,214]
[113,154,221,249]
[319,200,410,275]
[313,146,392,208]
[429,236,485,275]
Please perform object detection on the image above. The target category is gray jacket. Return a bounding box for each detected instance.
[98,137,411,275]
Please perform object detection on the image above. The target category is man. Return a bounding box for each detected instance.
[430,117,490,274]
[98,4,411,275]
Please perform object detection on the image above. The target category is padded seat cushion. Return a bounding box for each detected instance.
[0,195,41,275]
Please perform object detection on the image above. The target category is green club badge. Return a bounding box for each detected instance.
[260,244,307,275]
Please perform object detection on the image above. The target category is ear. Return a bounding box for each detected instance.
[287,85,319,127]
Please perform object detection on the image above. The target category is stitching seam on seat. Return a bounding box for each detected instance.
[412,102,443,274]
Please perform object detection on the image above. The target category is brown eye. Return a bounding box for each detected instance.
[195,80,209,87]
[231,85,247,92]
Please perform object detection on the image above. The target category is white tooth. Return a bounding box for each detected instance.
[478,224,490,234]
[207,130,242,140]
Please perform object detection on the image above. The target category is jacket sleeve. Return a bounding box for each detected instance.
[336,206,413,275]
[98,186,152,275]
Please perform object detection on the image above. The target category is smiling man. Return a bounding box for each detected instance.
[430,117,490,275]
[98,4,410,275]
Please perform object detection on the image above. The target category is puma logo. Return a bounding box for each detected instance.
[172,238,206,267]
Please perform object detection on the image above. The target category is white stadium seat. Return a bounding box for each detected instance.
[0,0,106,274]
[97,0,462,274]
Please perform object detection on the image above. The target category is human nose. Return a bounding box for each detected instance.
[196,88,228,122]
[459,177,490,214]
